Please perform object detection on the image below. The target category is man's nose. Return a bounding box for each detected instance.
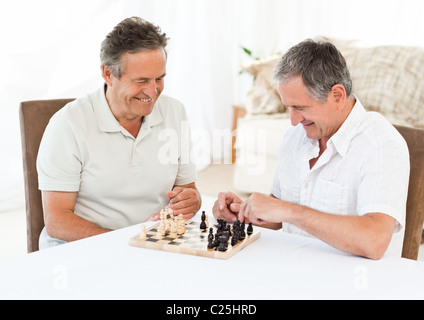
[290,107,304,126]
[144,81,158,98]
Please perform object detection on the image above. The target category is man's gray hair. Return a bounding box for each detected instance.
[273,39,352,103]
[100,16,169,78]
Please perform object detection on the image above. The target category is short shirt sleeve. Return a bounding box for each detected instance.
[357,140,410,232]
[37,111,82,192]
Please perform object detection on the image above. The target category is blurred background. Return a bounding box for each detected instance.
[1,0,423,257]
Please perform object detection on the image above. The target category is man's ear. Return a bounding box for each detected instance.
[330,84,346,110]
[101,65,113,87]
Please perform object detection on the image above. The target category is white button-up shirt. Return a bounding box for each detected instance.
[271,98,410,256]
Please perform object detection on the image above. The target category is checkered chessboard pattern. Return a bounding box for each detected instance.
[129,219,261,259]
[144,220,207,249]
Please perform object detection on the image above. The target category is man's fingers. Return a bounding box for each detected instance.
[229,202,240,213]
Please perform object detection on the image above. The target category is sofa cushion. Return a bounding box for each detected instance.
[321,37,424,128]
[241,55,285,114]
[242,37,424,129]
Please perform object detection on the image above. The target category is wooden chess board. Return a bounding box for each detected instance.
[129,220,261,259]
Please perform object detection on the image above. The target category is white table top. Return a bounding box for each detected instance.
[1,196,424,300]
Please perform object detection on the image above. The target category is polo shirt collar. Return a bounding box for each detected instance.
[143,98,163,127]
[92,86,120,133]
[92,85,164,133]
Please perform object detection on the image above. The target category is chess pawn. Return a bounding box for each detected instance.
[216,219,223,231]
[233,229,240,243]
[159,222,165,233]
[139,225,146,240]
[170,221,178,238]
[227,224,232,237]
[165,219,171,234]
[205,214,209,228]
[208,228,214,241]
[177,220,184,235]
[240,222,246,239]
[207,237,214,249]
[212,233,220,247]
[247,222,253,235]
[217,236,227,252]
[178,217,186,234]
[159,214,165,226]
[177,225,183,235]
[159,223,166,236]
[231,234,237,246]
[200,211,207,231]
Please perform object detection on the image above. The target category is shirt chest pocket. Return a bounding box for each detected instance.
[310,177,348,215]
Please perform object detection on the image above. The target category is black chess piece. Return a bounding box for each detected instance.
[207,237,214,249]
[233,229,240,243]
[208,228,214,241]
[199,211,207,231]
[240,221,246,239]
[231,234,237,246]
[216,219,223,230]
[223,232,229,249]
[213,231,220,247]
[247,222,253,235]
[233,220,240,235]
[217,236,227,251]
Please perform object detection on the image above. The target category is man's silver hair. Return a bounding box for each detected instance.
[273,39,352,103]
[100,16,169,78]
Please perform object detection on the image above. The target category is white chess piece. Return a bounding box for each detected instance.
[170,220,178,238]
[177,218,184,235]
[139,225,146,240]
[160,224,166,236]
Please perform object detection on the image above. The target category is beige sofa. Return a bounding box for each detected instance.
[233,37,424,194]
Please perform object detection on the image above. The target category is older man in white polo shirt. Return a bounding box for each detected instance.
[213,39,410,260]
[37,17,201,248]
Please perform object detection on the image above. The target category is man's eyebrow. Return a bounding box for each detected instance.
[288,105,309,110]
[280,98,306,110]
[133,73,166,81]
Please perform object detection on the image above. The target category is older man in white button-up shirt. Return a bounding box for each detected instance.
[213,39,409,259]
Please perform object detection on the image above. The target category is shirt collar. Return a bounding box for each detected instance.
[328,96,366,158]
[92,85,120,133]
[93,85,163,133]
[302,96,366,159]
[143,100,163,127]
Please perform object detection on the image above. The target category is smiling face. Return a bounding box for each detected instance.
[102,48,167,122]
[277,76,347,142]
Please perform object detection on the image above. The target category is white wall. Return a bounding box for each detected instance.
[1,0,423,212]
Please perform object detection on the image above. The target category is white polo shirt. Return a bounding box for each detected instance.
[37,86,197,246]
[271,98,410,256]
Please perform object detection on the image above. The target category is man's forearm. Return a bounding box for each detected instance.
[45,209,110,242]
[42,190,110,242]
[284,202,396,259]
